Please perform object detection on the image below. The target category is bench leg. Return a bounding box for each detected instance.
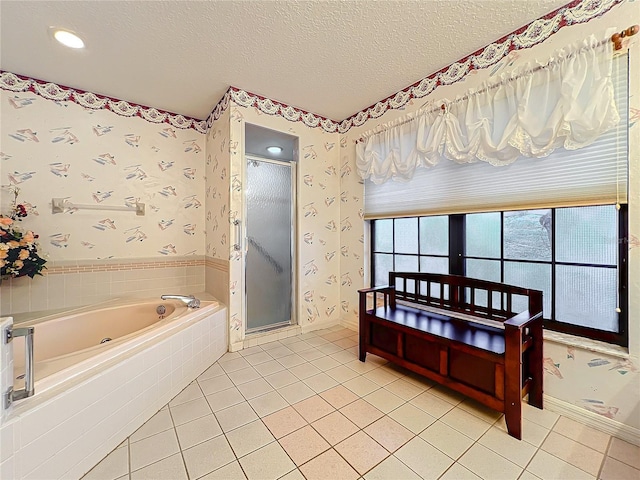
[504,324,523,440]
[528,322,544,410]
[504,399,522,440]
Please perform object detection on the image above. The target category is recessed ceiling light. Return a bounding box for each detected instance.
[53,29,85,49]
[266,146,283,154]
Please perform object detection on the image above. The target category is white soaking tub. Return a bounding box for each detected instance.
[1,295,228,480]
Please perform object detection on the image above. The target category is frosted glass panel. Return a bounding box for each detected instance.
[466,259,500,308]
[374,254,393,286]
[556,265,618,332]
[466,212,501,258]
[420,256,449,274]
[504,261,551,317]
[504,210,552,261]
[556,205,617,265]
[374,219,393,252]
[395,218,419,253]
[395,254,419,272]
[246,160,292,331]
[420,216,448,255]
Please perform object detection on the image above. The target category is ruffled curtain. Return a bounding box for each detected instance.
[356,34,620,184]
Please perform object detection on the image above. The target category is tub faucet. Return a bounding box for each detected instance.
[161,294,200,308]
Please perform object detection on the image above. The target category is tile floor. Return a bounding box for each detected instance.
[82,326,640,480]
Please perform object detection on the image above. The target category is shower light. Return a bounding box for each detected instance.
[53,29,85,49]
[266,146,283,154]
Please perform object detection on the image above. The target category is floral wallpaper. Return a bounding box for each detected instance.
[0,90,205,261]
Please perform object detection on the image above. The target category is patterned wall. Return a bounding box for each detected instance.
[339,1,640,430]
[226,100,341,347]
[0,90,205,261]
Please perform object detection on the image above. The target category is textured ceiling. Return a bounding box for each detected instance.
[0,0,571,121]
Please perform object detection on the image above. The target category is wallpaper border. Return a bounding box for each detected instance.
[0,71,208,133]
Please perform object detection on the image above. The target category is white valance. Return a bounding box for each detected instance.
[356,34,620,184]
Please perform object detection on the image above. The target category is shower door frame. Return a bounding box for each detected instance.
[243,153,298,334]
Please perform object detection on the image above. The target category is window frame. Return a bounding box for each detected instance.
[370,205,628,347]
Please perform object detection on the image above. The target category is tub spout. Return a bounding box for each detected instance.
[161,294,200,308]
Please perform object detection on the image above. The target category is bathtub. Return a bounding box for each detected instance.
[12,297,213,394]
[1,296,228,480]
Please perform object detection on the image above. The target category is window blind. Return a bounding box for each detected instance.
[364,54,628,219]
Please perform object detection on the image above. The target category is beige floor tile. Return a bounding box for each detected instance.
[608,437,640,469]
[169,382,204,407]
[340,398,385,428]
[130,453,187,480]
[389,403,437,434]
[518,471,543,480]
[363,455,421,480]
[440,463,483,480]
[440,406,492,440]
[478,426,537,468]
[238,441,296,480]
[220,357,251,373]
[600,456,640,480]
[326,365,360,383]
[343,376,380,397]
[198,374,234,395]
[383,378,424,401]
[170,397,213,426]
[334,337,358,349]
[264,370,299,389]
[293,395,335,423]
[321,331,345,342]
[459,443,522,480]
[346,358,380,374]
[287,340,314,354]
[253,359,285,376]
[335,431,389,475]
[320,385,359,409]
[541,431,604,476]
[198,460,246,479]
[83,445,129,480]
[175,414,222,450]
[130,409,174,443]
[312,356,341,371]
[395,436,454,479]
[214,402,258,432]
[330,350,358,364]
[300,448,359,480]
[458,398,504,423]
[237,378,274,399]
[419,420,474,460]
[219,352,243,362]
[288,362,322,380]
[198,363,225,381]
[279,468,305,480]
[305,336,330,347]
[303,372,339,393]
[402,372,436,389]
[297,348,326,362]
[496,417,551,447]
[263,406,308,439]
[225,419,276,458]
[410,391,456,418]
[243,351,273,366]
[428,384,466,405]
[129,428,180,472]
[239,345,266,356]
[364,416,414,453]
[526,450,593,480]
[317,343,344,355]
[553,416,611,453]
[364,368,399,387]
[279,425,330,466]
[205,387,245,412]
[266,345,295,359]
[277,381,316,404]
[277,354,307,368]
[522,403,559,430]
[248,390,289,417]
[227,367,261,386]
[312,411,359,445]
[182,435,236,480]
[364,388,405,414]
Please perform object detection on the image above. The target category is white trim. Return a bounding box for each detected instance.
[544,394,640,446]
[301,319,341,334]
[340,317,358,332]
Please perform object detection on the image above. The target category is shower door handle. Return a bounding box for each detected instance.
[233,219,242,251]
[4,325,35,409]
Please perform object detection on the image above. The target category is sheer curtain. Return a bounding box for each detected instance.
[356,34,619,185]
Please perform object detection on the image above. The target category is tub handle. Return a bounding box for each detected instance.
[233,219,242,251]
[3,325,35,409]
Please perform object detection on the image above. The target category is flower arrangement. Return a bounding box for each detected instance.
[0,188,46,280]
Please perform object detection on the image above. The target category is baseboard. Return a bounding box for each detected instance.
[544,394,640,446]
[301,318,341,334]
[340,317,358,332]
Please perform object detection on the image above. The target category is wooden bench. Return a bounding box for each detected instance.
[358,272,543,439]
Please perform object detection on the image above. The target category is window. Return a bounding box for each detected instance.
[371,205,628,346]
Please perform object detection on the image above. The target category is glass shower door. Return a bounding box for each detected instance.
[245,157,294,332]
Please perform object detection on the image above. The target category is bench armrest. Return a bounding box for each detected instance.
[504,310,543,329]
[358,285,394,294]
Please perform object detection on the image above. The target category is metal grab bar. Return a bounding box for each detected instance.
[4,325,35,409]
[233,219,242,251]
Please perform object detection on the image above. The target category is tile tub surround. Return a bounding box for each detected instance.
[0,303,227,480]
[0,256,207,316]
[82,326,640,480]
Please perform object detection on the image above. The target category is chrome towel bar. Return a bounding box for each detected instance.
[4,325,35,409]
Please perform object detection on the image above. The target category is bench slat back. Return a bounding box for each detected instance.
[389,272,540,322]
